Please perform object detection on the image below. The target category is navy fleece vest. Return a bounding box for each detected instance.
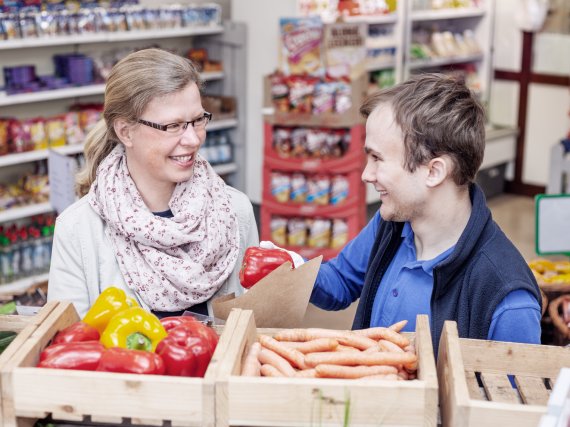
[352,184,541,357]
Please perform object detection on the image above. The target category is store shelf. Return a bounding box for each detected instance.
[343,13,398,25]
[367,60,397,71]
[0,25,224,50]
[0,273,49,296]
[411,7,485,21]
[0,202,53,223]
[408,53,484,69]
[0,71,224,107]
[208,118,238,131]
[212,162,238,175]
[366,37,398,50]
[0,145,84,167]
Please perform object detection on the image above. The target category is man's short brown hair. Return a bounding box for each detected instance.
[360,73,485,186]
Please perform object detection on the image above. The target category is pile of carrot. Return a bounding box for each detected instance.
[240,320,417,380]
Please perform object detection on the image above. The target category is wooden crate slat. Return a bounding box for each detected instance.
[480,372,520,404]
[0,316,31,332]
[465,371,485,400]
[89,415,125,424]
[12,367,204,423]
[228,376,429,426]
[468,399,548,427]
[515,376,550,406]
[461,339,570,378]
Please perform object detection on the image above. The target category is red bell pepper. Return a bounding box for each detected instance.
[155,323,215,377]
[239,247,294,289]
[38,341,105,371]
[160,315,197,332]
[96,347,165,375]
[51,321,100,345]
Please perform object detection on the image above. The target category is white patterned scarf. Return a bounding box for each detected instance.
[88,144,240,311]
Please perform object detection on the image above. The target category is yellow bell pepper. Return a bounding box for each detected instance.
[100,307,167,352]
[83,287,139,334]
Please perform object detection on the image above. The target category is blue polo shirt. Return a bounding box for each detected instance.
[311,213,541,343]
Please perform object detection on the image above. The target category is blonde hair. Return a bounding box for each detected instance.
[76,48,202,196]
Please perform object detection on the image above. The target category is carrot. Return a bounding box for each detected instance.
[273,329,315,342]
[305,351,417,368]
[388,320,408,332]
[336,344,361,352]
[241,342,262,376]
[354,327,409,348]
[295,369,317,378]
[360,373,401,381]
[258,348,296,377]
[315,364,398,379]
[260,364,285,377]
[363,345,381,354]
[280,338,339,354]
[378,339,405,353]
[259,335,307,370]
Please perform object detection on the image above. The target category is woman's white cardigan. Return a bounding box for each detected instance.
[47,186,259,318]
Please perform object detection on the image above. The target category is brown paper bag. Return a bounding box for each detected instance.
[212,256,322,328]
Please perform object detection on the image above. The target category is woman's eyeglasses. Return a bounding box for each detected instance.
[137,111,212,135]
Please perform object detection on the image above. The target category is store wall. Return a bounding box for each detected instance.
[490,0,570,187]
[231,0,297,204]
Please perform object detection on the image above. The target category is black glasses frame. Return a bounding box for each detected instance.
[137,111,213,132]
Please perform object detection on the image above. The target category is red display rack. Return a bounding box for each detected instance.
[261,120,367,260]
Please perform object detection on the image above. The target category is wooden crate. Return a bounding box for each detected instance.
[0,302,243,427]
[437,320,570,427]
[215,310,438,426]
[0,301,59,427]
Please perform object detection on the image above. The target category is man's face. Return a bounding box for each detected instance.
[361,104,428,222]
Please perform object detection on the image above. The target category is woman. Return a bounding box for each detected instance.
[48,48,258,318]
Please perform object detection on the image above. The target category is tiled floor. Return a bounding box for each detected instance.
[301,194,538,329]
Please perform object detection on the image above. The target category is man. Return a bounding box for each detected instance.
[309,73,541,353]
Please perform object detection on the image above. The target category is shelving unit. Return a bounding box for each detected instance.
[403,0,495,103]
[260,116,366,260]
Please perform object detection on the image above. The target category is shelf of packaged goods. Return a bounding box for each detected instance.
[212,162,237,175]
[0,272,49,296]
[0,71,223,107]
[410,7,485,21]
[366,37,398,50]
[0,202,53,224]
[0,25,224,50]
[366,60,397,71]
[408,53,483,70]
[265,112,364,129]
[264,150,364,174]
[342,13,398,25]
[0,145,84,167]
[207,118,238,131]
[260,198,361,218]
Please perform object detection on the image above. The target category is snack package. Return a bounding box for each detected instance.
[305,129,327,157]
[306,175,330,205]
[274,127,293,157]
[30,119,48,151]
[331,219,349,249]
[335,78,352,114]
[270,217,288,247]
[323,22,367,81]
[325,129,347,158]
[270,72,290,113]
[290,173,307,204]
[312,82,336,114]
[288,75,318,114]
[330,175,349,205]
[291,127,308,158]
[280,16,323,75]
[46,116,66,148]
[64,111,84,145]
[287,218,307,247]
[307,219,332,248]
[0,120,9,156]
[270,172,291,203]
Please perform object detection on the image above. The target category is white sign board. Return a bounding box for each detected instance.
[536,194,570,255]
[48,150,78,214]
